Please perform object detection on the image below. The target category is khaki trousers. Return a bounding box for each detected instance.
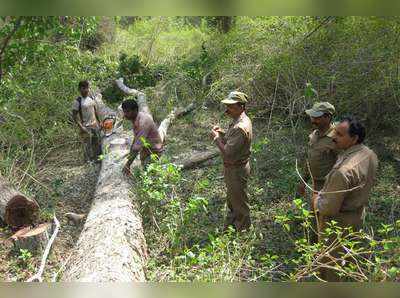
[317,207,364,281]
[223,162,251,231]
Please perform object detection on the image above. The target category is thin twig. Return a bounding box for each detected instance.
[26,215,60,282]
[14,167,53,194]
[267,73,279,134]
[295,159,365,194]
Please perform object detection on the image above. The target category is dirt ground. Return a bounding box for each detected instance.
[0,144,99,281]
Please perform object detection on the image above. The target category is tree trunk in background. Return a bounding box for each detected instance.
[178,149,220,170]
[216,16,234,33]
[0,17,22,81]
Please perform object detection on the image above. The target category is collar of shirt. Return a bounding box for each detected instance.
[334,143,365,168]
[341,143,364,157]
[316,123,335,139]
[230,111,246,127]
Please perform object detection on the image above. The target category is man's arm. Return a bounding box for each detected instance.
[316,170,348,216]
[213,126,226,142]
[93,104,102,127]
[72,109,87,133]
[123,144,139,175]
[214,128,246,161]
[123,118,152,175]
[214,137,226,155]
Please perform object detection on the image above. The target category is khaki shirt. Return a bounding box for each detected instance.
[317,144,378,229]
[220,112,252,166]
[304,124,338,186]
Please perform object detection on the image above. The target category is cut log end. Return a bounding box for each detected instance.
[5,195,39,229]
[10,223,52,253]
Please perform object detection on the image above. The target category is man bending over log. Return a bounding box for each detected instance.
[122,99,164,175]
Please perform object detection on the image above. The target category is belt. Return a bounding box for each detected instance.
[340,206,364,214]
[223,159,249,167]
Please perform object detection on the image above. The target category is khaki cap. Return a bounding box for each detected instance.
[305,102,335,117]
[221,91,248,105]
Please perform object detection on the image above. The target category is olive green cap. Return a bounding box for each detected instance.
[305,102,335,117]
[221,91,248,105]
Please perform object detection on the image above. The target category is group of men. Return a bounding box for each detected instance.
[72,80,378,281]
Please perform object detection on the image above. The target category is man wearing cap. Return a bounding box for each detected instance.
[297,102,338,243]
[314,116,378,281]
[298,102,338,193]
[211,91,253,232]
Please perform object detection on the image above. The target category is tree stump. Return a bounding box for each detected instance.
[0,176,39,229]
[10,223,52,253]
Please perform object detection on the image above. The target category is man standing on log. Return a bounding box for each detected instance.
[72,80,102,162]
[122,99,163,175]
[211,91,253,232]
[314,116,378,281]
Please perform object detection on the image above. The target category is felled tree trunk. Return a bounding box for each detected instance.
[115,77,150,114]
[178,149,220,170]
[62,80,198,281]
[0,176,39,229]
[158,103,195,143]
[61,125,148,282]
[62,82,150,281]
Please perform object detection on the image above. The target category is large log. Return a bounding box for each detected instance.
[61,125,148,282]
[0,176,39,229]
[62,80,195,281]
[62,83,149,281]
[178,149,220,170]
[62,82,155,281]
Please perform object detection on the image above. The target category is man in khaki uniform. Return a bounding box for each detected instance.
[211,91,253,231]
[298,102,338,194]
[297,102,339,243]
[314,116,378,281]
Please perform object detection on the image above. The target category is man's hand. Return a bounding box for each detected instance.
[80,126,90,134]
[296,182,306,198]
[212,125,221,131]
[211,125,223,140]
[123,163,131,176]
[210,128,219,140]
